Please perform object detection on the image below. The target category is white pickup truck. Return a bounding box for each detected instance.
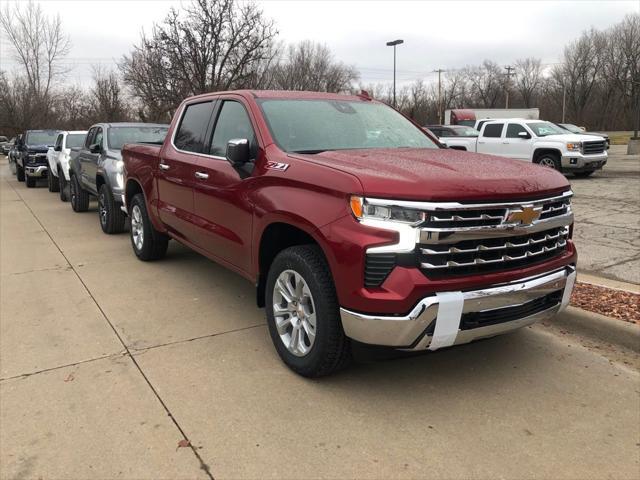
[46,130,87,201]
[452,119,608,177]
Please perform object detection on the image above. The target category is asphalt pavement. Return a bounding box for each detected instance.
[0,156,638,480]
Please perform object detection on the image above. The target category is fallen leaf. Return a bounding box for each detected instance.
[64,373,74,382]
[176,439,191,450]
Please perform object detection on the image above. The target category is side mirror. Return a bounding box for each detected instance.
[54,145,62,152]
[226,138,250,166]
[518,131,531,139]
[89,143,102,154]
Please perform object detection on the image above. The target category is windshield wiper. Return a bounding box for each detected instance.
[291,149,327,154]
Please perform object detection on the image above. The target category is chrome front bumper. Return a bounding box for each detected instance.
[340,266,576,350]
[561,153,607,171]
[25,165,48,178]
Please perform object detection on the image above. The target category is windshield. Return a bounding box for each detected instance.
[25,131,58,146]
[457,120,475,127]
[258,99,438,153]
[527,122,566,137]
[107,126,169,150]
[453,127,479,137]
[66,134,86,148]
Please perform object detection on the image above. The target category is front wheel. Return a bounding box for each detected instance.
[129,193,169,261]
[98,184,126,234]
[265,245,351,377]
[535,153,561,171]
[70,174,90,212]
[16,164,25,182]
[25,174,36,188]
[48,170,60,192]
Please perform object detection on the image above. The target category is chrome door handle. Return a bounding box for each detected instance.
[195,171,209,179]
[159,163,170,170]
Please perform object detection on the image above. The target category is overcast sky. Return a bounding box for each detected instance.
[1,0,638,86]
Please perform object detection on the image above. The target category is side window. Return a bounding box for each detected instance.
[55,134,63,149]
[482,123,504,138]
[440,129,453,137]
[93,128,104,148]
[174,101,215,153]
[85,128,95,149]
[506,123,528,138]
[209,101,256,159]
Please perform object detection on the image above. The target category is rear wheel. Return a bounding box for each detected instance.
[16,164,24,181]
[265,245,351,377]
[535,153,561,171]
[129,193,169,261]
[70,174,90,212]
[98,184,126,234]
[48,170,60,192]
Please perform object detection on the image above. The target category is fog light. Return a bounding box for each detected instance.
[569,158,578,165]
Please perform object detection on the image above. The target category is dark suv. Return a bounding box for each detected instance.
[16,130,60,187]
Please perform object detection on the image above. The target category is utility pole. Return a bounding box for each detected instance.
[562,82,567,123]
[504,65,515,109]
[433,69,446,124]
[386,39,404,108]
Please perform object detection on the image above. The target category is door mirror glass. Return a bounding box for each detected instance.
[518,131,531,139]
[89,143,102,154]
[226,138,250,166]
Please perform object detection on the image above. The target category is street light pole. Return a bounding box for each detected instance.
[386,39,404,107]
[433,69,446,124]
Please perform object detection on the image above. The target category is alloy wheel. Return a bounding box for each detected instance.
[98,191,107,227]
[131,204,144,251]
[272,269,317,357]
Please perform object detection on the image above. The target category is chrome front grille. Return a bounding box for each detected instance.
[583,140,606,155]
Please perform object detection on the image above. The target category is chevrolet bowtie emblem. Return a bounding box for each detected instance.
[507,206,542,225]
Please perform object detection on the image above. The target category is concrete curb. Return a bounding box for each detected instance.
[554,306,639,353]
[577,271,640,294]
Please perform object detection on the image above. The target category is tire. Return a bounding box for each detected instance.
[129,193,169,261]
[98,184,126,234]
[265,245,351,377]
[48,170,60,192]
[574,171,595,178]
[59,170,69,202]
[16,164,24,182]
[535,153,561,171]
[25,174,36,188]
[70,174,90,212]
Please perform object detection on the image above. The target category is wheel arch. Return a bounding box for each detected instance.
[533,148,562,163]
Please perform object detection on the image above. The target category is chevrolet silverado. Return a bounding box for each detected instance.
[122,90,577,377]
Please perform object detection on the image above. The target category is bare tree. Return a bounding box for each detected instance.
[0,0,70,107]
[514,58,542,108]
[271,41,359,92]
[121,0,278,120]
[462,61,504,108]
[89,67,130,122]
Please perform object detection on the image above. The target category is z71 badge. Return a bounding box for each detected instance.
[266,161,289,171]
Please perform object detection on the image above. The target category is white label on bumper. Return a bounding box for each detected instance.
[428,291,464,350]
[560,269,577,311]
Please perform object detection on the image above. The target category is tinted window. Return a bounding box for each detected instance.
[93,128,104,148]
[55,134,63,149]
[210,101,256,158]
[175,101,214,152]
[85,128,96,148]
[506,124,528,138]
[482,123,504,138]
[108,126,168,150]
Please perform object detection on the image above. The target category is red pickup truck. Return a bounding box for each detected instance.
[122,90,577,377]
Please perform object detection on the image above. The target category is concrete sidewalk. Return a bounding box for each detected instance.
[1,158,639,480]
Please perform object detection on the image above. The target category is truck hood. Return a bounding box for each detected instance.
[26,145,51,153]
[292,148,570,202]
[539,134,606,142]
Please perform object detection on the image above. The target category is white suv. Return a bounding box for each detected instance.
[475,119,607,177]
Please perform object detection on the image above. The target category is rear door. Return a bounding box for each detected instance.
[157,100,216,242]
[476,123,505,156]
[192,97,258,274]
[502,123,533,161]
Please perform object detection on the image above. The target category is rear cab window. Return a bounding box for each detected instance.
[174,101,215,153]
[482,123,504,138]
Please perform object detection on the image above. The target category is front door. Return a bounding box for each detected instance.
[156,100,216,242]
[79,127,103,194]
[192,98,257,275]
[502,123,533,161]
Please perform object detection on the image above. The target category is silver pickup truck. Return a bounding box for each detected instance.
[69,122,168,233]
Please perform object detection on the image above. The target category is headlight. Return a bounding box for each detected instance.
[566,142,582,152]
[350,196,425,225]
